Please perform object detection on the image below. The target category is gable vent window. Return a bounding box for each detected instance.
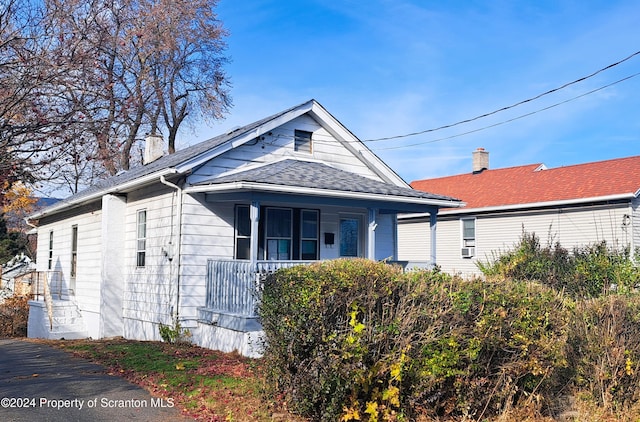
[461,218,476,258]
[294,130,312,153]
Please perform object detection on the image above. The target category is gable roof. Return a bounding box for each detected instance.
[30,100,460,220]
[410,155,640,213]
[189,159,460,207]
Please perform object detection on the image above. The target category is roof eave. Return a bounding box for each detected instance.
[398,192,635,219]
[184,182,464,208]
[28,168,179,221]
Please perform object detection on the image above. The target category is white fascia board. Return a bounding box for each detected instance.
[398,192,636,220]
[29,169,178,220]
[184,182,463,208]
[174,103,314,174]
[308,102,409,188]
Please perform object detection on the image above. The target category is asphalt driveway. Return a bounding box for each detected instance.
[0,339,194,421]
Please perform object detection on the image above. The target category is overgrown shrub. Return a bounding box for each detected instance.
[476,231,573,289]
[569,294,640,414]
[573,243,640,297]
[477,231,640,298]
[259,259,573,421]
[407,276,572,419]
[259,259,420,421]
[0,295,30,337]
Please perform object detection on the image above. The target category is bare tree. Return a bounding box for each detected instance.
[40,0,231,181]
[0,0,230,197]
[143,0,231,153]
[0,0,55,188]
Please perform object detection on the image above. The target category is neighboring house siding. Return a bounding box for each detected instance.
[189,115,381,184]
[633,197,640,253]
[122,184,177,341]
[398,202,633,277]
[397,220,430,262]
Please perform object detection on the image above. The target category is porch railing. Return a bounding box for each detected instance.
[31,271,64,301]
[204,259,316,318]
[30,271,62,330]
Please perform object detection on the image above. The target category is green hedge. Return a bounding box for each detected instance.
[259,259,573,421]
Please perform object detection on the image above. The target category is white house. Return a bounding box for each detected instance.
[26,100,462,356]
[398,148,640,278]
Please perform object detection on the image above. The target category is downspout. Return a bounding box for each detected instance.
[160,175,183,324]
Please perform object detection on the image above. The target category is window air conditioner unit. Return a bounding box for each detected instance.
[461,247,475,258]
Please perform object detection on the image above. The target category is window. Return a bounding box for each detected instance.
[301,210,319,260]
[294,130,312,153]
[265,208,292,260]
[235,205,251,260]
[48,231,54,270]
[461,218,476,258]
[340,216,362,257]
[233,205,320,260]
[70,225,78,278]
[136,210,147,267]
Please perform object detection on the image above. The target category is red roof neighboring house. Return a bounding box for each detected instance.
[411,149,640,212]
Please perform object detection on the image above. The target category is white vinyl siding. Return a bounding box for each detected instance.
[398,202,634,278]
[122,185,178,340]
[35,205,103,315]
[294,129,312,153]
[189,115,382,185]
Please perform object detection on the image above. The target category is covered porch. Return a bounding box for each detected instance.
[185,159,463,356]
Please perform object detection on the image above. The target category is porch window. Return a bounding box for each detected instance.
[340,216,362,257]
[461,217,476,258]
[294,129,312,153]
[233,205,320,260]
[266,208,292,260]
[47,231,54,270]
[136,210,147,267]
[70,225,78,278]
[301,209,319,260]
[235,205,251,260]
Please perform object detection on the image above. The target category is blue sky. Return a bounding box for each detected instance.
[183,0,640,183]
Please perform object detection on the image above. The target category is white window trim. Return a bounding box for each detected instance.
[460,217,476,258]
[294,129,313,153]
[136,209,147,268]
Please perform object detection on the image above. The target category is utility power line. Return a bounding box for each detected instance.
[364,49,640,143]
[371,71,640,151]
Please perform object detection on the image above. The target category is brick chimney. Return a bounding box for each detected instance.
[144,133,164,164]
[472,147,489,173]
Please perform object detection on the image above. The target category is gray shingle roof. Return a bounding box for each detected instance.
[41,102,307,209]
[31,99,462,219]
[194,159,459,202]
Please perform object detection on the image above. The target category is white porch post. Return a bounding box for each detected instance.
[367,208,378,260]
[250,201,260,263]
[430,210,437,267]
